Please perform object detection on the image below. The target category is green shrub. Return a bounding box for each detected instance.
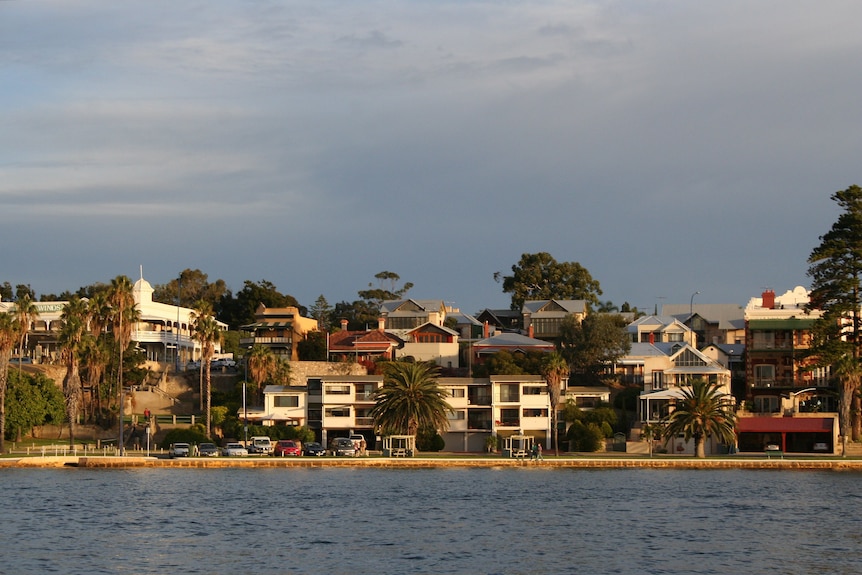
[566,420,604,452]
[159,427,210,449]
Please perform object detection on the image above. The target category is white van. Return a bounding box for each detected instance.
[248,436,273,455]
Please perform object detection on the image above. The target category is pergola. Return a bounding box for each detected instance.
[503,434,533,458]
[383,435,415,457]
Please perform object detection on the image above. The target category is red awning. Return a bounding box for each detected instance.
[737,417,834,433]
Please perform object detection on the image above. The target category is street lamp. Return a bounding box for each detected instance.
[690,291,700,316]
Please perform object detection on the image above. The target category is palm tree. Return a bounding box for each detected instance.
[247,345,278,403]
[0,311,21,454]
[12,294,39,369]
[832,355,862,457]
[370,361,452,442]
[661,378,737,458]
[108,275,136,453]
[542,352,570,455]
[59,297,89,446]
[191,300,222,437]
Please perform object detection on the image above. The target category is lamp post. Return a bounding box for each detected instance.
[690,291,700,316]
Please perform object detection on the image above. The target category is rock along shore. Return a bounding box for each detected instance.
[3,455,862,470]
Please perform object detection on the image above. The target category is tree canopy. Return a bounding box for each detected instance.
[558,313,631,385]
[370,361,451,438]
[498,252,602,311]
[661,378,737,458]
[807,184,862,440]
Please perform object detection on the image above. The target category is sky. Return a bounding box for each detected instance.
[2,1,860,315]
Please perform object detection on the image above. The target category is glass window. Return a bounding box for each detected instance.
[754,365,775,387]
[325,385,351,395]
[274,396,299,408]
[499,383,520,402]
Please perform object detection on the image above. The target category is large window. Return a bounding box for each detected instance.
[325,407,351,417]
[523,386,545,395]
[652,371,665,390]
[449,388,466,398]
[752,331,775,349]
[499,383,520,402]
[523,408,548,418]
[753,395,780,413]
[325,385,351,395]
[499,408,519,426]
[754,364,775,387]
[274,395,299,408]
[447,410,466,420]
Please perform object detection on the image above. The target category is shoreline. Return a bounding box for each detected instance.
[3,455,862,470]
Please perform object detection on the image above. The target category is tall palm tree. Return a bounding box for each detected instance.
[191,300,222,437]
[59,297,89,447]
[832,355,862,456]
[542,352,570,456]
[370,361,452,441]
[247,345,278,403]
[109,275,135,453]
[0,312,21,454]
[12,294,39,369]
[661,378,737,458]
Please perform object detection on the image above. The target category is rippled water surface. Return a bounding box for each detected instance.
[2,467,861,574]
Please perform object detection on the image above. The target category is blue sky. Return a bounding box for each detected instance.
[2,1,860,315]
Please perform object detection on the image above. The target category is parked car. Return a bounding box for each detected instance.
[198,442,219,457]
[211,358,237,369]
[302,441,326,457]
[222,442,248,457]
[169,442,190,458]
[248,436,273,455]
[273,440,301,457]
[330,437,356,457]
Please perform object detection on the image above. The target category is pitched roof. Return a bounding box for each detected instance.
[522,300,587,314]
[661,303,745,330]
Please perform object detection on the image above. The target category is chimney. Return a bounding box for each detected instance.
[340,319,348,331]
[378,317,386,331]
[762,290,775,310]
[483,321,489,339]
[528,324,534,338]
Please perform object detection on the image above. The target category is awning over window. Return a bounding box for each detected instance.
[737,417,834,433]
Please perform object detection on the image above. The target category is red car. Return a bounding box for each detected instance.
[273,440,301,457]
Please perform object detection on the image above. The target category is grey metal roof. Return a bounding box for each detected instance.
[661,303,745,330]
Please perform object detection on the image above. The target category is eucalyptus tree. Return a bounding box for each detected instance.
[191,300,222,437]
[371,361,451,442]
[541,352,570,455]
[661,378,737,458]
[0,312,20,453]
[498,252,602,311]
[12,294,39,368]
[807,185,862,440]
[59,297,89,446]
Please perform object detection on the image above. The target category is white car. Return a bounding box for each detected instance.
[170,442,190,458]
[222,442,248,457]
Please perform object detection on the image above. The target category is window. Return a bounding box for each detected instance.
[449,388,466,398]
[652,371,665,390]
[325,407,351,417]
[754,365,775,387]
[416,332,444,343]
[499,383,520,402]
[523,386,545,395]
[523,408,548,418]
[575,397,599,408]
[325,385,351,395]
[499,408,519,426]
[752,331,775,349]
[667,332,684,342]
[355,383,376,400]
[447,410,466,420]
[753,396,780,413]
[274,395,299,408]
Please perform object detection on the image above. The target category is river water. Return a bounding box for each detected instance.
[1,466,860,575]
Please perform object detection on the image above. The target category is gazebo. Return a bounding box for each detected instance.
[382,435,415,457]
[503,434,533,458]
